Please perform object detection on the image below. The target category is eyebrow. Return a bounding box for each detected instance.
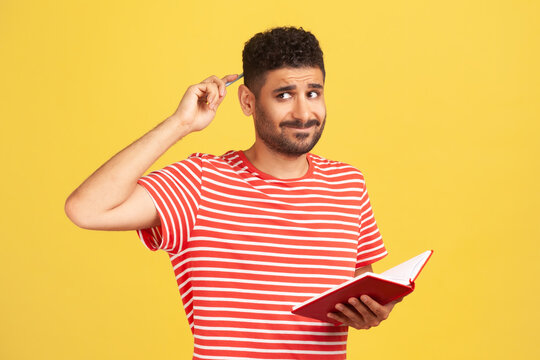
[272,83,323,93]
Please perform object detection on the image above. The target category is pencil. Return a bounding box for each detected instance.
[225,73,244,87]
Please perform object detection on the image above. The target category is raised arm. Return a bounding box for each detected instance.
[65,74,239,231]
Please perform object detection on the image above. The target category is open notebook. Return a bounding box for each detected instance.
[291,250,433,323]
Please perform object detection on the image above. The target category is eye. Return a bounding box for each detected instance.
[307,91,320,98]
[277,92,292,99]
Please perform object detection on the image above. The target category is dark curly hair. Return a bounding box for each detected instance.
[242,26,325,96]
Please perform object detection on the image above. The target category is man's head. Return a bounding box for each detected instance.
[242,26,325,98]
[239,27,327,157]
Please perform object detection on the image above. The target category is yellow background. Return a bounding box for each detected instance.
[1,1,539,359]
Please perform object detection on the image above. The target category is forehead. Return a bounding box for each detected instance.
[262,67,324,90]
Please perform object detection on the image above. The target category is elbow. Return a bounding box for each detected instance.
[65,194,93,229]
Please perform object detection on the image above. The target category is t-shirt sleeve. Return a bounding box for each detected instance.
[355,180,388,269]
[135,156,203,254]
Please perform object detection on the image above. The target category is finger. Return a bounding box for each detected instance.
[191,82,213,99]
[348,297,376,322]
[360,295,388,320]
[215,77,227,97]
[222,73,240,85]
[202,75,221,84]
[202,82,220,109]
[334,303,364,324]
[214,92,227,108]
[326,311,349,326]
[203,75,227,97]
[190,83,212,109]
[192,84,217,110]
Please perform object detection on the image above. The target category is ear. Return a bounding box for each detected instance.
[238,84,255,116]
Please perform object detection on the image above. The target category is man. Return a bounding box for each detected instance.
[65,27,401,360]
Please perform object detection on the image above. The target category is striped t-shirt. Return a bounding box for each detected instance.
[136,150,387,360]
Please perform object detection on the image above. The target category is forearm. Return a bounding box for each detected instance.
[354,264,373,277]
[65,115,190,226]
[65,74,237,230]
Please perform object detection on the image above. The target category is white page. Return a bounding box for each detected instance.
[366,272,411,286]
[380,250,432,283]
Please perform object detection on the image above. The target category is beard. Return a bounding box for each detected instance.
[253,103,326,157]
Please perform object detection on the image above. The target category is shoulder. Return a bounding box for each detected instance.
[185,151,244,174]
[309,153,366,181]
[187,152,219,160]
[187,150,239,165]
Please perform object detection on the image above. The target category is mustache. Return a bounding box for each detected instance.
[279,119,321,128]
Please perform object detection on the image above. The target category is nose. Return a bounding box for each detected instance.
[292,95,311,122]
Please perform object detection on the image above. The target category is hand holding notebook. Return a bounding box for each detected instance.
[291,250,433,324]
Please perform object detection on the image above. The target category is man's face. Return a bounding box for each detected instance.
[252,67,326,157]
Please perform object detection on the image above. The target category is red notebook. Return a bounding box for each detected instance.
[291,250,433,323]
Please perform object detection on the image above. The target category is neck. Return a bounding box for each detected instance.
[243,142,310,179]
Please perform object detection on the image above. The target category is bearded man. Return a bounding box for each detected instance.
[65,26,400,360]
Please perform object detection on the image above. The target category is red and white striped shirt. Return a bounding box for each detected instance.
[136,150,387,360]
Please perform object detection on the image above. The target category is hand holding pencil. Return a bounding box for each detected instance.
[170,73,243,134]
